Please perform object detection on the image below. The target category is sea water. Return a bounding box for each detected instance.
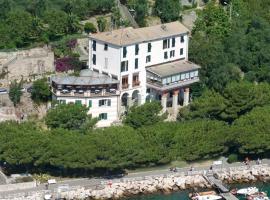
[125,182,270,200]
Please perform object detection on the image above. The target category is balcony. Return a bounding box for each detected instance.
[52,87,120,98]
[122,84,129,90]
[132,81,140,87]
[147,76,199,91]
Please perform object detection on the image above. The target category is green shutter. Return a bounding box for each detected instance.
[104,113,108,120]
[75,100,82,105]
[89,100,92,107]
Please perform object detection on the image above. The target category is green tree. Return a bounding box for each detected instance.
[179,90,226,121]
[45,104,96,130]
[44,10,68,39]
[26,0,47,17]
[192,0,231,38]
[124,101,164,129]
[66,14,81,34]
[6,10,33,47]
[232,105,270,155]
[84,22,97,34]
[220,81,257,122]
[9,80,23,107]
[97,17,107,32]
[31,78,51,104]
[154,0,181,23]
[128,0,149,27]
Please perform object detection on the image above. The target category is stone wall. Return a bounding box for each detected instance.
[0,47,54,86]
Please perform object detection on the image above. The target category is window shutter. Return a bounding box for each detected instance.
[108,99,111,106]
[104,113,108,120]
[99,100,102,107]
[89,100,92,107]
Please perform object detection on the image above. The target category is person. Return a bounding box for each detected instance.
[45,183,48,190]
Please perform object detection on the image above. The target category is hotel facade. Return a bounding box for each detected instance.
[51,21,200,127]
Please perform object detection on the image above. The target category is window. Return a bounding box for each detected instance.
[92,54,96,65]
[99,113,108,120]
[180,36,184,43]
[172,38,175,47]
[123,47,127,58]
[122,76,129,89]
[162,78,167,85]
[181,73,185,80]
[146,55,151,63]
[135,44,139,55]
[166,77,171,84]
[59,100,66,104]
[135,58,138,69]
[88,100,92,107]
[104,43,108,51]
[75,100,82,105]
[186,72,190,79]
[133,74,139,86]
[104,58,108,69]
[163,39,170,49]
[164,52,168,59]
[99,99,111,107]
[180,48,184,55]
[121,61,128,72]
[148,43,152,52]
[92,40,96,51]
[170,50,175,58]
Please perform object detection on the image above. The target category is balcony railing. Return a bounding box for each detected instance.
[52,88,120,97]
[147,76,199,91]
[122,84,129,90]
[132,81,140,87]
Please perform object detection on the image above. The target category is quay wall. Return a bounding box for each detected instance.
[1,164,270,200]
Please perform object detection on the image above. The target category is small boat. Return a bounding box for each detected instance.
[191,191,222,200]
[237,187,259,195]
[247,192,269,200]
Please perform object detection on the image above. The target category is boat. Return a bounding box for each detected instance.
[237,187,259,195]
[191,191,222,200]
[247,192,269,200]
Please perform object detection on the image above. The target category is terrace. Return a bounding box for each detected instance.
[51,69,120,97]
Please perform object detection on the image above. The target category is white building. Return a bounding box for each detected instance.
[52,21,200,127]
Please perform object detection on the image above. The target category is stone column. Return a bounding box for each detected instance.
[127,96,133,108]
[183,87,190,106]
[172,89,179,113]
[161,92,168,113]
[137,93,142,105]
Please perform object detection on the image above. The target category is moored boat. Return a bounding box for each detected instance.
[190,191,222,200]
[237,187,259,195]
[247,192,269,200]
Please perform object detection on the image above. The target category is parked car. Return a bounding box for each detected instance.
[0,88,8,94]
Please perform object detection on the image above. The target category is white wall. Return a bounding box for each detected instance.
[89,39,121,78]
[88,33,189,105]
[55,95,119,127]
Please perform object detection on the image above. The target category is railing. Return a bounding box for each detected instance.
[122,84,129,90]
[132,81,140,87]
[52,88,120,97]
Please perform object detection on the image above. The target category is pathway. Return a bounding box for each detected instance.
[0,159,269,198]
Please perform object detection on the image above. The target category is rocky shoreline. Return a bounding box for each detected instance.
[2,164,270,200]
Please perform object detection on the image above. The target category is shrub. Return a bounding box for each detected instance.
[227,154,238,163]
[84,22,97,34]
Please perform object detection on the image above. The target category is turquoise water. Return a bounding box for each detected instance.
[125,182,270,200]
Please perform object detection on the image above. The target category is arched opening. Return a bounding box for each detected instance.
[121,93,129,107]
[132,90,140,105]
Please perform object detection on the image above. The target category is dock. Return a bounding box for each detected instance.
[204,173,239,200]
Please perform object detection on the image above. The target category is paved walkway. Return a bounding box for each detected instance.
[0,159,269,198]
